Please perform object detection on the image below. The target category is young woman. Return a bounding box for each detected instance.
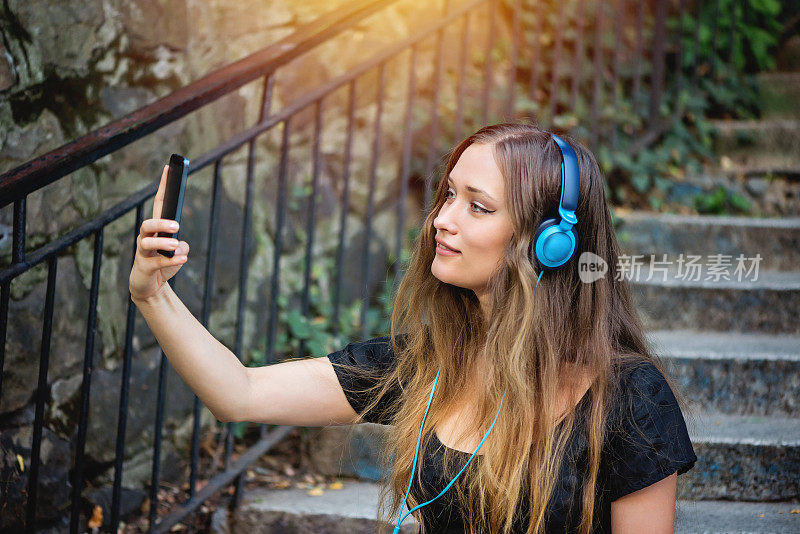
[130,122,696,534]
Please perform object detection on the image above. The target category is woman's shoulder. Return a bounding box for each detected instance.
[601,356,697,500]
[607,357,695,450]
[613,357,676,408]
[326,333,409,369]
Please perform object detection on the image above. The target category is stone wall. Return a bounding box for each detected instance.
[0,0,502,529]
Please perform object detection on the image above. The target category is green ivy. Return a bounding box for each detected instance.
[693,185,752,214]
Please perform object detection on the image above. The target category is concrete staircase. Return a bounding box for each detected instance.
[665,71,800,217]
[211,73,800,532]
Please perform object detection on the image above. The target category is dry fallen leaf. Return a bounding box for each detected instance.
[328,481,343,490]
[790,509,799,514]
[16,454,24,472]
[308,486,324,496]
[88,505,103,528]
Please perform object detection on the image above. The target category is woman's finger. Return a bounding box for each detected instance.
[138,252,187,273]
[139,218,179,238]
[152,165,169,220]
[140,236,180,251]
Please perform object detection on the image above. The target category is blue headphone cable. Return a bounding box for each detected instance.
[393,271,543,532]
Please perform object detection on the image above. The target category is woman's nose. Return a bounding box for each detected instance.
[433,202,458,233]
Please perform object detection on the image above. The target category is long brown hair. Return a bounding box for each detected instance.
[332,122,689,533]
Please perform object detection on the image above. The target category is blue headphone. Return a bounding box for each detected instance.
[533,133,580,270]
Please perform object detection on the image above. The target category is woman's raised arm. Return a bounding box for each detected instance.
[239,357,359,426]
[129,166,357,425]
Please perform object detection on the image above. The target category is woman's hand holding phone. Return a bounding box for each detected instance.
[129,164,191,303]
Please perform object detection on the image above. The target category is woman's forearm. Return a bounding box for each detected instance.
[131,284,249,422]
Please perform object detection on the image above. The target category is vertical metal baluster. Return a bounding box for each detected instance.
[148,330,170,529]
[529,0,542,103]
[570,0,586,113]
[333,81,356,338]
[254,73,275,441]
[0,279,8,400]
[481,0,498,126]
[25,255,57,533]
[196,160,223,467]
[632,0,645,119]
[727,0,738,69]
[69,228,104,533]
[12,197,25,263]
[425,3,448,180]
[360,62,386,339]
[299,98,324,358]
[710,0,720,79]
[549,0,566,127]
[266,119,292,372]
[111,204,146,533]
[505,0,522,120]
[455,15,469,143]
[395,48,417,286]
[149,232,187,529]
[0,197,18,401]
[610,0,624,150]
[691,0,702,89]
[650,0,667,132]
[591,0,604,150]
[675,0,687,100]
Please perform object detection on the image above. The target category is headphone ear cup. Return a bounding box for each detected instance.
[532,218,558,268]
[533,218,578,270]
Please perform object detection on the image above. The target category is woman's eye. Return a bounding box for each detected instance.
[446,189,490,214]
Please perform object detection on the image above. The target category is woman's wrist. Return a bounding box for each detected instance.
[131,282,173,308]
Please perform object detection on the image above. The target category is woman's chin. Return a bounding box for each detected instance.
[431,263,462,286]
[430,262,448,282]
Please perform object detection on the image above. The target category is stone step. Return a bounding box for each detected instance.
[653,172,800,218]
[649,329,800,417]
[659,169,800,217]
[216,480,418,533]
[629,269,800,334]
[756,71,800,120]
[682,412,800,501]
[214,482,800,533]
[615,210,800,271]
[306,411,800,502]
[708,119,800,171]
[674,500,799,533]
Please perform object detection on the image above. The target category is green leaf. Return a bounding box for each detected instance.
[729,192,751,213]
[632,175,651,193]
[233,421,249,439]
[287,310,311,339]
[648,196,663,211]
[750,0,781,16]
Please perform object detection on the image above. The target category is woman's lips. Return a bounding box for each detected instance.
[436,243,461,256]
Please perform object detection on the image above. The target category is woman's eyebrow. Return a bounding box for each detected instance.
[447,176,496,202]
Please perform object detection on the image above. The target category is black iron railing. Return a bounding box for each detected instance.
[0,0,739,532]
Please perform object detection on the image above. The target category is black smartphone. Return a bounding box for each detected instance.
[156,153,190,258]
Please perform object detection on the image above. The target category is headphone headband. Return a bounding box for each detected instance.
[549,133,579,225]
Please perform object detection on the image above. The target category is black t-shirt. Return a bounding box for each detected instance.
[327,336,697,533]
